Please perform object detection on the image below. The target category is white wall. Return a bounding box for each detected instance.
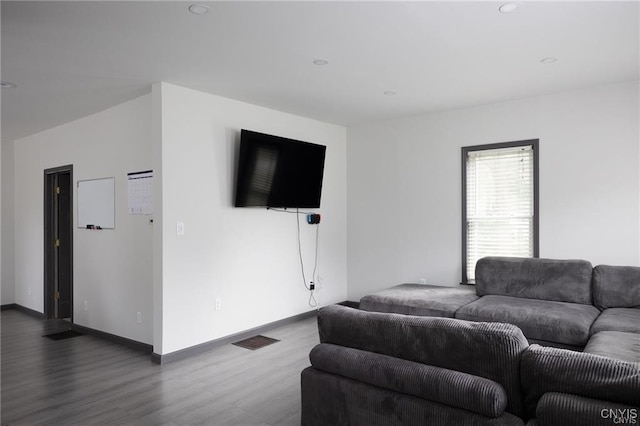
[154,83,347,355]
[1,137,2,305]
[1,140,15,305]
[13,94,153,343]
[151,83,164,354]
[347,81,640,300]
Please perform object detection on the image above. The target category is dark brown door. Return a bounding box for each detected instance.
[44,165,73,320]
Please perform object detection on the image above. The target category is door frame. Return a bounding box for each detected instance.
[44,165,74,320]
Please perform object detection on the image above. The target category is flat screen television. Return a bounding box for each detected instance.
[234,130,327,208]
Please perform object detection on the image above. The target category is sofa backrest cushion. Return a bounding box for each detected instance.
[475,257,593,304]
[593,265,640,309]
[520,344,640,419]
[317,304,529,417]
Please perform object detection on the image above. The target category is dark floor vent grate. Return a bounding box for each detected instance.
[43,330,84,340]
[232,335,280,350]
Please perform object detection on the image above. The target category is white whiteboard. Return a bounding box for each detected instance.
[77,177,115,229]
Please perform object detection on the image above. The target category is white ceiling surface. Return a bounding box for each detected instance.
[2,1,639,142]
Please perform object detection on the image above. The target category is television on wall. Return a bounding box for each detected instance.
[234,129,327,208]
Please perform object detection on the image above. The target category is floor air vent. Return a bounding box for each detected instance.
[43,330,84,340]
[232,335,279,350]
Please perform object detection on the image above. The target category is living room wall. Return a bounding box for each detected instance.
[347,81,640,299]
[153,83,347,355]
[11,94,154,344]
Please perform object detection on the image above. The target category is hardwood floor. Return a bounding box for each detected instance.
[1,310,319,425]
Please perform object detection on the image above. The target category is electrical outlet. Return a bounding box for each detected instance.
[176,221,185,236]
[137,312,142,324]
[215,298,221,311]
[27,287,31,296]
[84,300,88,311]
[419,277,427,285]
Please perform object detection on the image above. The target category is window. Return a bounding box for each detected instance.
[461,140,539,284]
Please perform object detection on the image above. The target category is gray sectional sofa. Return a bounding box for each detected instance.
[300,257,640,425]
[301,305,640,426]
[360,257,640,350]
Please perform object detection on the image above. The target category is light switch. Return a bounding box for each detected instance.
[177,221,185,236]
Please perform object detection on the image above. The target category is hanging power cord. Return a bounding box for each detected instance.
[296,208,318,308]
[310,222,320,310]
[268,207,320,308]
[312,221,320,286]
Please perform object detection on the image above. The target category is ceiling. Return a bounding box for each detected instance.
[2,1,639,142]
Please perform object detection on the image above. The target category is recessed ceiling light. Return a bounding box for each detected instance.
[540,57,558,64]
[188,4,210,15]
[499,3,518,13]
[0,81,17,89]
[313,59,329,66]
[384,91,397,96]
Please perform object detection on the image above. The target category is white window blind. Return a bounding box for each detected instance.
[465,145,534,282]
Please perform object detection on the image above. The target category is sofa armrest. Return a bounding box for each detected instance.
[536,392,639,426]
[521,345,640,419]
[310,343,508,418]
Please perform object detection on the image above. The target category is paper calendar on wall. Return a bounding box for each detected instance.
[127,170,153,215]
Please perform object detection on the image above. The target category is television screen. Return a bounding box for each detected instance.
[234,130,327,208]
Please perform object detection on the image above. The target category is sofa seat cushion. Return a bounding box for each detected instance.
[525,338,583,351]
[455,295,600,346]
[359,284,479,317]
[584,331,640,363]
[591,308,640,335]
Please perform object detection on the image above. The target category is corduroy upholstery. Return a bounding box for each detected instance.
[520,344,640,420]
[455,295,600,346]
[301,368,525,426]
[359,284,479,317]
[590,307,640,335]
[475,257,593,304]
[306,305,529,419]
[592,264,640,309]
[337,257,640,425]
[525,338,582,351]
[535,392,639,426]
[309,343,508,417]
[584,331,640,363]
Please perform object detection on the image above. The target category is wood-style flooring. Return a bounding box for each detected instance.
[1,309,319,425]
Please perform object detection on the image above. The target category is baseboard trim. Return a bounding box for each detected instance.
[12,304,45,319]
[1,303,17,311]
[152,309,318,364]
[72,323,153,354]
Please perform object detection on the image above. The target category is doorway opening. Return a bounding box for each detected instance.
[44,165,73,320]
